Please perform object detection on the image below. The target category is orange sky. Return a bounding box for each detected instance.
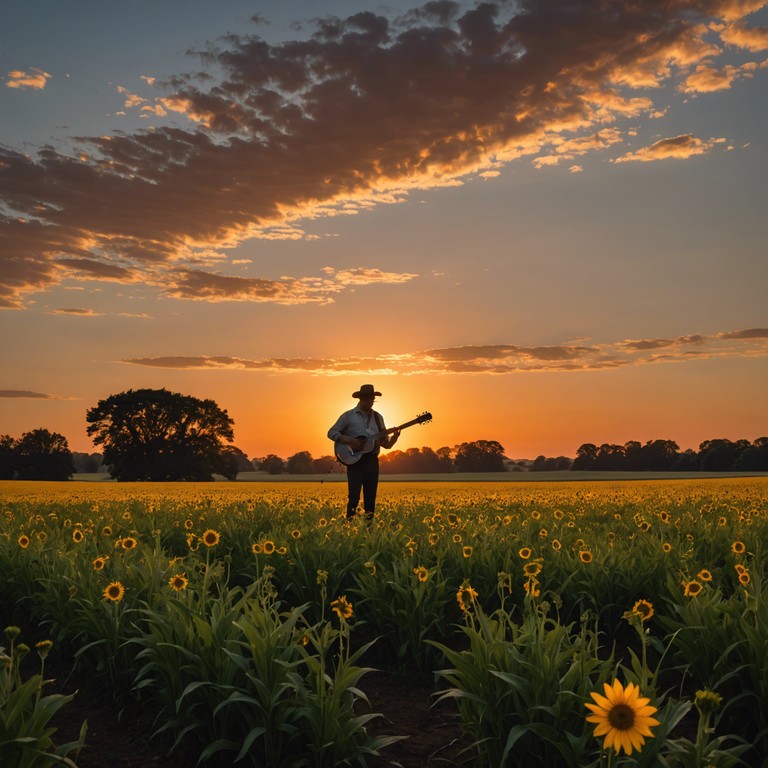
[1,0,767,461]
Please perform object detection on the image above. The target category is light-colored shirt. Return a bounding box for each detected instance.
[327,406,393,455]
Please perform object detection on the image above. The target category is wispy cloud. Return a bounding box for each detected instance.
[49,308,105,316]
[1,1,767,308]
[5,67,52,90]
[123,326,768,375]
[0,390,59,399]
[612,134,722,163]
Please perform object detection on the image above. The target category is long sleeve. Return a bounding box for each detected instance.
[327,411,350,441]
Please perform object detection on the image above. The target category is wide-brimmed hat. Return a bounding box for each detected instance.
[352,384,381,398]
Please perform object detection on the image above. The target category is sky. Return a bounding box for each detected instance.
[1,0,767,462]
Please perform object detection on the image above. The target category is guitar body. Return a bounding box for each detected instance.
[334,412,432,466]
[334,435,373,466]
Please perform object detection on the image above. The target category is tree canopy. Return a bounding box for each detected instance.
[86,388,236,481]
[4,428,75,480]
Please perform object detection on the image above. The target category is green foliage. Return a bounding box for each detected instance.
[0,628,86,768]
[1,478,766,765]
[431,602,613,767]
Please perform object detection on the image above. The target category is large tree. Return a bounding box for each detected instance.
[86,388,236,481]
[453,440,507,472]
[14,428,75,480]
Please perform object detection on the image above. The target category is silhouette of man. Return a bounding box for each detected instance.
[327,384,400,520]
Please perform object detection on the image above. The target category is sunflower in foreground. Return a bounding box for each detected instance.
[330,595,353,621]
[585,680,660,755]
[631,599,654,622]
[413,565,429,582]
[202,529,220,547]
[103,581,125,603]
[683,579,703,598]
[456,580,479,612]
[169,573,189,592]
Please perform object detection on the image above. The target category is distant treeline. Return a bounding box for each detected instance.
[568,438,768,472]
[254,440,508,475]
[4,428,767,481]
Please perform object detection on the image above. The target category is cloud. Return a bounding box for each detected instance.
[680,60,768,92]
[49,307,105,316]
[122,326,768,376]
[612,134,720,163]
[718,327,768,339]
[6,67,52,90]
[1,1,767,308]
[161,265,418,304]
[0,390,58,399]
[322,267,418,286]
[720,20,768,51]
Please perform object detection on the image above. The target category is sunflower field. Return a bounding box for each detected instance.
[1,477,766,767]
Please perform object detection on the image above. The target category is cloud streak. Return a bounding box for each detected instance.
[612,134,723,163]
[122,327,768,376]
[0,390,59,399]
[1,0,767,308]
[5,68,52,90]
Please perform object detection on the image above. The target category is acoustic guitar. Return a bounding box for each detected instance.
[334,412,432,465]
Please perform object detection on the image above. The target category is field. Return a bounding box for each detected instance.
[1,478,766,768]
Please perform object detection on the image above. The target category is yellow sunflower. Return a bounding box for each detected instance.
[72,529,85,544]
[697,569,713,583]
[413,566,429,582]
[262,540,276,555]
[738,571,750,586]
[202,529,220,547]
[585,680,660,755]
[662,542,672,553]
[518,547,532,560]
[92,556,108,571]
[103,581,125,602]
[631,599,654,622]
[731,541,745,555]
[523,579,540,598]
[683,579,703,598]
[291,529,301,539]
[462,545,473,559]
[18,534,31,549]
[121,536,137,551]
[456,580,479,612]
[428,532,440,546]
[330,595,353,621]
[169,573,189,592]
[579,550,593,564]
[552,539,562,552]
[523,561,542,578]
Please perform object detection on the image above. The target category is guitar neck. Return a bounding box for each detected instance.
[379,417,422,437]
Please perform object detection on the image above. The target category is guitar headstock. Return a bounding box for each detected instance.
[416,411,432,424]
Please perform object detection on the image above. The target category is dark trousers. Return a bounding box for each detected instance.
[346,452,379,520]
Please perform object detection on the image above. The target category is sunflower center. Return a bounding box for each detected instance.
[608,704,636,731]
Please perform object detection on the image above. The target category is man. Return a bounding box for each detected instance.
[327,384,400,520]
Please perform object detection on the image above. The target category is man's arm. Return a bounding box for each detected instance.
[377,412,400,449]
[328,412,353,444]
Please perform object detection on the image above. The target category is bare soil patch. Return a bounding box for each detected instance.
[49,668,468,767]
